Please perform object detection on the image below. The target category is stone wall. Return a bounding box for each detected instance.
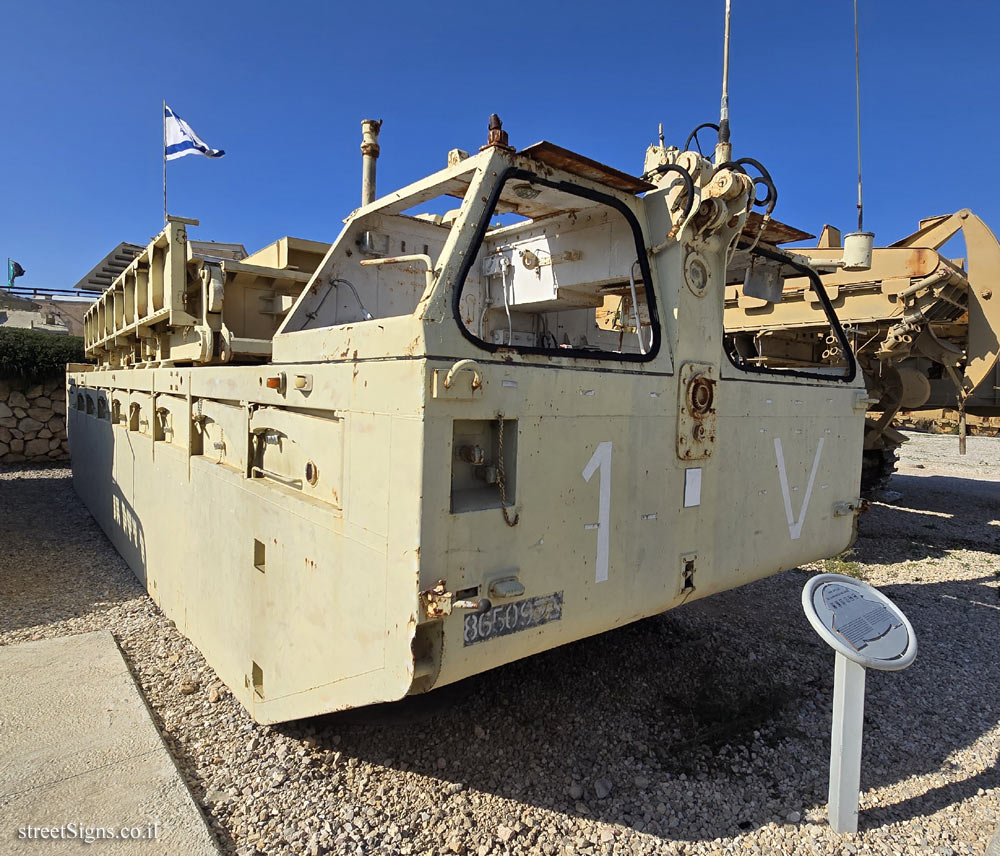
[0,376,68,464]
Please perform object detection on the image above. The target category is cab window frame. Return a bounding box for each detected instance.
[725,244,858,384]
[451,167,661,363]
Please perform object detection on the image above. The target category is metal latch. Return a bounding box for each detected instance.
[420,579,492,619]
[833,499,867,517]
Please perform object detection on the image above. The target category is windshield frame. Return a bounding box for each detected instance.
[451,166,661,364]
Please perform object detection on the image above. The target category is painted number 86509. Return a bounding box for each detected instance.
[462,592,563,646]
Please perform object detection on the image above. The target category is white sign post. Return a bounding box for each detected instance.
[801,574,917,834]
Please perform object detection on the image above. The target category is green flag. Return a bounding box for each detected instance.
[7,259,25,288]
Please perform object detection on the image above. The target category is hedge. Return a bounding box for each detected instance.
[0,327,87,381]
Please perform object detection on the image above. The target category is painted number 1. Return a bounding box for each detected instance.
[582,441,612,583]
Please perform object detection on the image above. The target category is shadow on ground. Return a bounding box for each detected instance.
[860,474,1000,564]
[0,469,144,636]
[6,461,998,848]
[277,563,999,842]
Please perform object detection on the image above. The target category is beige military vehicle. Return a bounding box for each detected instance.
[69,118,867,723]
[724,210,1000,490]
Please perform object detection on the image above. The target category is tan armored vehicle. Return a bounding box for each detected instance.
[69,119,867,723]
[724,210,1000,490]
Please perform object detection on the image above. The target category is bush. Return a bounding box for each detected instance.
[0,327,87,381]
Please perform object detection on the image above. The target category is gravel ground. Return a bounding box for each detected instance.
[1,433,998,856]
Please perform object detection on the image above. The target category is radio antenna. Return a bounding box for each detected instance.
[842,0,874,272]
[716,0,733,163]
[854,0,864,232]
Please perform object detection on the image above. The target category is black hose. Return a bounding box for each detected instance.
[642,164,695,224]
[683,122,720,157]
[745,244,857,384]
[734,157,777,211]
[717,158,778,217]
[731,156,773,182]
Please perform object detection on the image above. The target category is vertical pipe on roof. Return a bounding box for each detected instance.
[361,119,382,206]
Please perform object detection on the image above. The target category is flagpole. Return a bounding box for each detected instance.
[162,100,167,225]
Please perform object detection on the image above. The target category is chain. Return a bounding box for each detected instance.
[496,413,519,527]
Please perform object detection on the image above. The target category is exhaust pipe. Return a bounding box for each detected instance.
[361,119,382,206]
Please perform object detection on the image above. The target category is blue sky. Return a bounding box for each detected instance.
[3,0,997,288]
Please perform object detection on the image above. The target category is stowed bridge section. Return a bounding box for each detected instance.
[83,217,329,368]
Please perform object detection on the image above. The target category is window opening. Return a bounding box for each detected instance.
[724,245,857,383]
[453,169,659,362]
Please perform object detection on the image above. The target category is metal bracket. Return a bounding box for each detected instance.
[420,579,453,619]
[677,362,717,460]
[420,579,494,619]
[833,499,867,517]
[202,263,225,314]
[854,392,878,411]
[488,577,525,599]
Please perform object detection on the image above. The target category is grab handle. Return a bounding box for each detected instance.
[443,359,483,390]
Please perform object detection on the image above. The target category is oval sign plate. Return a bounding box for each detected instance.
[802,574,917,671]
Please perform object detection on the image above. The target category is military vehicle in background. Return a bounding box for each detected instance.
[898,409,1000,437]
[723,210,1000,490]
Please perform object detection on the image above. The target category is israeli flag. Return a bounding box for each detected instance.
[164,104,225,161]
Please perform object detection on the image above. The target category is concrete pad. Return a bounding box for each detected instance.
[0,631,219,854]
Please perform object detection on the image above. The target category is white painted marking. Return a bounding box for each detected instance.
[582,441,612,583]
[683,468,702,508]
[584,523,599,530]
[774,436,825,541]
[502,379,517,388]
[641,512,657,521]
